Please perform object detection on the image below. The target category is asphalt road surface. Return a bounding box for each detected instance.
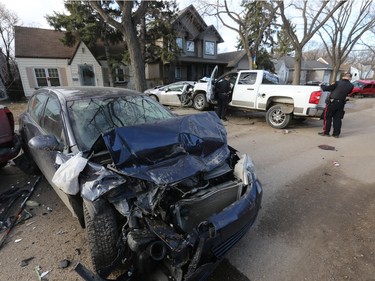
[1,98,375,281]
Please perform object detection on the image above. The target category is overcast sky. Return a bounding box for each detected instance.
[2,0,237,52]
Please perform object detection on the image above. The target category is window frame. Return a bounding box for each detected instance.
[186,40,195,52]
[34,68,61,88]
[176,37,183,49]
[205,41,215,55]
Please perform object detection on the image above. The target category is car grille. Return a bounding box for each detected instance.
[174,180,243,233]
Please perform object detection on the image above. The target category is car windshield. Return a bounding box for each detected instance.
[67,95,174,151]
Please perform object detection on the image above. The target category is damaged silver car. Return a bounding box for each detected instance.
[19,87,262,281]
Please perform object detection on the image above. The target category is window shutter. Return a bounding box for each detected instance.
[26,67,36,89]
[59,68,68,86]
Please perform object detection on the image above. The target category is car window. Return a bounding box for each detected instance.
[67,95,174,151]
[168,84,184,92]
[238,73,257,85]
[42,97,63,140]
[28,94,48,125]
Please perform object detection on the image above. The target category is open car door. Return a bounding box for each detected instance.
[206,65,218,102]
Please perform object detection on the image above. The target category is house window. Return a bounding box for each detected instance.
[175,67,181,79]
[115,68,125,82]
[176,37,183,49]
[34,68,61,87]
[205,41,215,55]
[186,40,195,52]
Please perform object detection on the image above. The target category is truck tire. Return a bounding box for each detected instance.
[193,93,208,111]
[83,199,119,273]
[266,105,292,129]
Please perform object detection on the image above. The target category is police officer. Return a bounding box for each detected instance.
[319,73,354,138]
[215,75,231,121]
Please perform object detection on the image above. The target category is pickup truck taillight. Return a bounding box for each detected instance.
[309,90,322,104]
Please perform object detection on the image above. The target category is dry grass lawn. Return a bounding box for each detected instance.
[1,98,28,125]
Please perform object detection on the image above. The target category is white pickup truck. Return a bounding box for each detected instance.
[192,67,327,129]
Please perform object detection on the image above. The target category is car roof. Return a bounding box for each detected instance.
[34,86,143,102]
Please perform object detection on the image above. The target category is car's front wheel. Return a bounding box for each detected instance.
[83,199,119,274]
[266,105,292,129]
[193,93,208,111]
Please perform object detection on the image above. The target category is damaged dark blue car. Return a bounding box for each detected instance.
[19,87,262,281]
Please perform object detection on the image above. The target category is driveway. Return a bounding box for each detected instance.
[1,98,375,281]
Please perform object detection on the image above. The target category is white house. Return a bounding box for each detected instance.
[14,26,129,97]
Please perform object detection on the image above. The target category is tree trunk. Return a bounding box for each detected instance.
[103,35,114,87]
[293,49,302,85]
[331,64,340,83]
[122,25,146,92]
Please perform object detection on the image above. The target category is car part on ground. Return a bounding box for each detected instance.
[0,105,21,168]
[18,87,262,281]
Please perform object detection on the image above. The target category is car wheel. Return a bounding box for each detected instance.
[149,94,159,102]
[266,105,292,129]
[193,93,207,111]
[83,199,119,273]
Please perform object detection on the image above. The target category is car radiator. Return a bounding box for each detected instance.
[173,180,243,233]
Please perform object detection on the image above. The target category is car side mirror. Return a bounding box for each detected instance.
[28,135,63,152]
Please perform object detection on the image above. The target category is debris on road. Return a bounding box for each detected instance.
[58,259,70,269]
[0,176,41,250]
[318,144,335,151]
[20,256,35,267]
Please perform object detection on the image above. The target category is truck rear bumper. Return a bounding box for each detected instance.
[305,106,325,117]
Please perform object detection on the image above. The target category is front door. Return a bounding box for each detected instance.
[79,65,96,86]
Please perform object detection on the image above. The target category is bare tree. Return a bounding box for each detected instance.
[200,0,279,70]
[317,0,375,82]
[279,0,346,84]
[0,3,19,86]
[89,1,148,92]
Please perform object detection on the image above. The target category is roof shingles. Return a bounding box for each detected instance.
[15,26,78,59]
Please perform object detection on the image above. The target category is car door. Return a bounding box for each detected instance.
[206,65,218,102]
[23,93,62,176]
[231,71,259,109]
[161,83,185,106]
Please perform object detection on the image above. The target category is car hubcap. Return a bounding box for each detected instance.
[271,109,285,125]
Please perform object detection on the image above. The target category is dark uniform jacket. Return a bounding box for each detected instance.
[215,79,231,94]
[321,79,354,101]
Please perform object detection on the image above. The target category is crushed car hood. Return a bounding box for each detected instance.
[92,111,230,185]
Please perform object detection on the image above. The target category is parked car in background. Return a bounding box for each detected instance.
[144,81,196,107]
[19,87,262,281]
[348,80,375,97]
[0,105,21,168]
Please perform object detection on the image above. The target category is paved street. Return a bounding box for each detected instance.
[1,98,375,281]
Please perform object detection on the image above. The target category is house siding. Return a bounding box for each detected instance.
[17,57,71,97]
[69,42,103,87]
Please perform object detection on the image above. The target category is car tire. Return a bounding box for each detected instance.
[193,93,208,111]
[83,199,119,273]
[266,105,292,129]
